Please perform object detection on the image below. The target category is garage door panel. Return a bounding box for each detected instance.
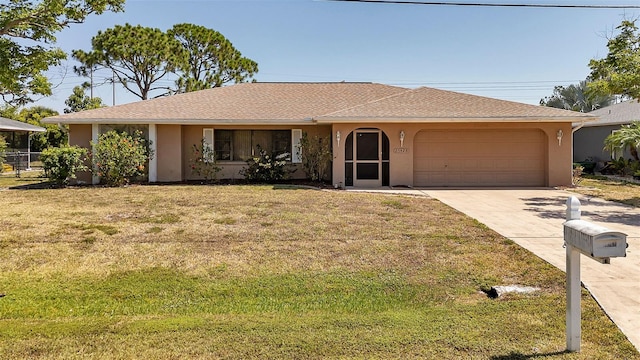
[413,129,546,187]
[414,158,445,171]
[414,172,444,185]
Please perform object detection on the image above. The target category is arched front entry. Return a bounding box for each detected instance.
[344,129,390,187]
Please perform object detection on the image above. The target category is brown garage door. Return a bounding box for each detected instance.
[413,129,546,187]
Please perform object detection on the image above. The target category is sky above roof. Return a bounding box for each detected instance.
[35,0,640,113]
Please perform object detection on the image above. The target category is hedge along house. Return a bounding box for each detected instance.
[43,82,595,187]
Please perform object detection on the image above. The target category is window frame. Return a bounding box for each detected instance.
[610,129,622,160]
[213,129,296,162]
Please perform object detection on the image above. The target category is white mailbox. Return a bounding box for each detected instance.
[564,196,628,353]
[564,219,627,259]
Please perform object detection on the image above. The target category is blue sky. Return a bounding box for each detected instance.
[37,0,640,113]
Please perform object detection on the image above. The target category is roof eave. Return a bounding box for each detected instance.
[42,118,318,126]
[578,120,636,128]
[314,116,597,123]
[0,126,47,132]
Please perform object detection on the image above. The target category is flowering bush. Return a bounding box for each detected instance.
[189,138,221,183]
[91,130,152,186]
[41,145,88,185]
[240,145,293,183]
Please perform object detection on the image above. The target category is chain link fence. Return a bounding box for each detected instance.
[3,151,43,176]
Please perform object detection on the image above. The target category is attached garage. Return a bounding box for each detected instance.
[413,129,546,187]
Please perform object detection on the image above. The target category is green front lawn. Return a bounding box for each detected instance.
[0,185,637,359]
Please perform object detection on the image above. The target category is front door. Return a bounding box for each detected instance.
[354,130,382,187]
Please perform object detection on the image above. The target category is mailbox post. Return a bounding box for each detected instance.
[563,196,627,352]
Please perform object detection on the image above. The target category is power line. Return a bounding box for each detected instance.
[323,0,640,9]
[389,79,582,85]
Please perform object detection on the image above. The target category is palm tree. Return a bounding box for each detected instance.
[604,121,640,161]
[540,80,615,112]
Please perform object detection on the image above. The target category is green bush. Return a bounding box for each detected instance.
[0,135,6,173]
[298,132,332,182]
[189,138,221,183]
[41,146,88,185]
[240,145,292,183]
[91,130,152,186]
[607,157,640,176]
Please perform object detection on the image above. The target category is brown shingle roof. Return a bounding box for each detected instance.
[44,82,594,125]
[316,87,595,122]
[44,82,406,124]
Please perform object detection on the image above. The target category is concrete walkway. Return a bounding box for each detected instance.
[418,188,640,351]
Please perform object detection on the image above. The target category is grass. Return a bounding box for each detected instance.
[0,169,48,188]
[570,175,640,208]
[0,184,638,359]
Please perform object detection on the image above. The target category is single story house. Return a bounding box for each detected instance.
[574,100,640,163]
[44,82,595,188]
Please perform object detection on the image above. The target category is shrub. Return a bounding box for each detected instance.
[91,130,152,186]
[572,165,584,187]
[297,132,332,182]
[0,135,6,173]
[240,145,292,183]
[607,157,640,176]
[41,146,88,185]
[189,138,221,183]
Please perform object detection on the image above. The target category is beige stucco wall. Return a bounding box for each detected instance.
[182,125,331,181]
[156,125,182,182]
[69,121,572,187]
[68,124,93,184]
[331,122,573,188]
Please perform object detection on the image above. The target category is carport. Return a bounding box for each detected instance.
[0,117,46,171]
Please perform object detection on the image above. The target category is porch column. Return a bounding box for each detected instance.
[148,124,157,183]
[27,133,32,170]
[91,124,99,185]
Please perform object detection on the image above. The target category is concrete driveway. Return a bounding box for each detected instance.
[419,188,640,351]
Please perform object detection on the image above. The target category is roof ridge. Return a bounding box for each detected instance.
[317,86,413,118]
[315,85,594,120]
[250,81,376,84]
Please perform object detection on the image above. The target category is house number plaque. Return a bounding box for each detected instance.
[393,148,408,153]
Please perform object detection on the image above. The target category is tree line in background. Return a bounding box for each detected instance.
[1,0,258,154]
[541,20,640,177]
[539,80,615,113]
[72,22,258,101]
[540,20,640,114]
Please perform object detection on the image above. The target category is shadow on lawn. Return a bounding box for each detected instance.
[490,350,571,359]
[7,181,56,190]
[4,180,332,191]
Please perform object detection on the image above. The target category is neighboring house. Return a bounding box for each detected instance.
[43,82,594,188]
[0,117,46,150]
[0,117,46,170]
[574,100,640,163]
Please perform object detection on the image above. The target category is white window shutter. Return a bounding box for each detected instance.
[203,128,214,162]
[292,129,302,163]
[203,128,214,151]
